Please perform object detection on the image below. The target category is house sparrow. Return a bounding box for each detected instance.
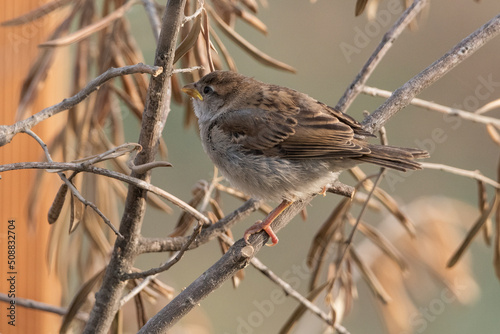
[182,71,428,246]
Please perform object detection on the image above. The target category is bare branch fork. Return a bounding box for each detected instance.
[137,10,500,334]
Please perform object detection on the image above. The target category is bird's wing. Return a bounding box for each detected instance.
[218,108,298,152]
[279,102,371,159]
[217,101,372,159]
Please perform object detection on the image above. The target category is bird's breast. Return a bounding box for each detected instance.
[200,121,337,202]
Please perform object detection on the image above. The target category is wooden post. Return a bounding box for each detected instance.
[0,1,65,332]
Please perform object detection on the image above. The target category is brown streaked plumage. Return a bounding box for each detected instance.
[182,71,428,245]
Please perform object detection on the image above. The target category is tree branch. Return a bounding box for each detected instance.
[0,161,210,225]
[217,233,347,331]
[121,221,203,280]
[362,13,500,133]
[335,0,429,112]
[0,64,162,147]
[21,130,123,237]
[83,1,188,332]
[421,162,500,189]
[138,198,311,332]
[137,198,261,253]
[0,293,88,322]
[362,85,500,128]
[141,0,162,41]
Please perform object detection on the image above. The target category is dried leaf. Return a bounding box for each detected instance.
[83,208,113,257]
[355,0,369,16]
[60,269,105,333]
[202,10,215,72]
[131,281,147,328]
[279,280,330,334]
[495,159,500,280]
[15,6,77,120]
[111,309,123,334]
[174,14,202,65]
[48,183,69,224]
[496,214,500,280]
[211,29,238,71]
[353,191,383,212]
[448,194,499,268]
[40,0,137,47]
[349,247,391,304]
[170,182,207,237]
[307,199,351,290]
[110,85,144,118]
[486,124,500,146]
[350,167,416,237]
[349,215,408,272]
[475,97,500,115]
[1,0,71,26]
[147,193,174,214]
[307,198,350,267]
[69,193,85,234]
[215,183,273,215]
[240,0,259,13]
[149,278,175,300]
[211,0,237,25]
[208,5,296,73]
[477,180,492,245]
[232,6,267,34]
[171,73,184,104]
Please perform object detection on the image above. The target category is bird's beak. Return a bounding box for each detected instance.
[181,83,203,101]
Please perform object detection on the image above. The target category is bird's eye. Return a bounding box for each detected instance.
[203,86,214,95]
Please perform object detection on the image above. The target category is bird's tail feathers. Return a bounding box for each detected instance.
[357,144,429,171]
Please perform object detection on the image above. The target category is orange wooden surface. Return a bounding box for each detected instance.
[0,1,65,333]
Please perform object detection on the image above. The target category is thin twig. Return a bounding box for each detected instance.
[0,161,210,225]
[215,183,274,214]
[120,275,157,307]
[137,198,312,333]
[343,171,385,259]
[121,221,203,280]
[421,162,500,189]
[0,64,162,147]
[182,0,204,25]
[327,171,386,298]
[335,0,429,112]
[362,85,500,128]
[64,179,123,237]
[172,65,204,73]
[141,0,162,41]
[0,293,88,322]
[21,130,123,237]
[218,234,339,329]
[137,198,261,253]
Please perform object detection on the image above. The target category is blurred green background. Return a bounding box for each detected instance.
[126,1,500,333]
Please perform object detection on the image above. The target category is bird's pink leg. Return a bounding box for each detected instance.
[244,200,293,246]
